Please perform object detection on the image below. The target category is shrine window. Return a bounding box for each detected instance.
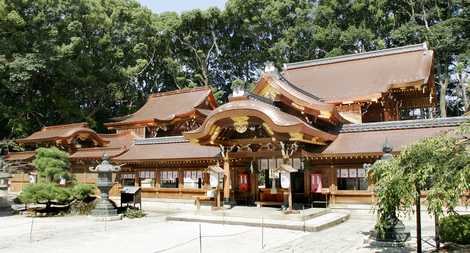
[138,171,156,188]
[336,168,367,191]
[183,170,203,189]
[160,170,178,188]
[120,173,136,187]
[399,108,431,120]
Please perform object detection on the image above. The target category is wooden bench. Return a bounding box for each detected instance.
[254,201,284,208]
[193,196,214,210]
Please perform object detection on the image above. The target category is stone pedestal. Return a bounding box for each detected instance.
[370,215,411,247]
[0,172,11,211]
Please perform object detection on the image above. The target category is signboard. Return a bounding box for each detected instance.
[280,172,290,189]
[269,168,279,179]
[210,173,219,188]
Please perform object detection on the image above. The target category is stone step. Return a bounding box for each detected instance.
[166,211,349,232]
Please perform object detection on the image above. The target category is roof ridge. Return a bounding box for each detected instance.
[75,146,124,151]
[340,116,469,133]
[284,43,428,70]
[42,122,89,130]
[8,150,36,154]
[98,131,133,138]
[150,86,210,98]
[134,136,188,145]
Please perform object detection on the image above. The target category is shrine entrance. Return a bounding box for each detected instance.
[184,94,337,210]
[291,171,305,206]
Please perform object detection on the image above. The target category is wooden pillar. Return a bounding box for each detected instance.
[288,173,293,211]
[223,156,231,205]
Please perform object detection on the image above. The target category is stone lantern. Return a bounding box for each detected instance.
[0,157,12,211]
[370,141,410,246]
[89,153,121,218]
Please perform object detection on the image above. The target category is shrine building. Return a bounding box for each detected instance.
[5,43,469,207]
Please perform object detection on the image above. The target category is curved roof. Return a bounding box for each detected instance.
[184,98,337,144]
[105,87,217,128]
[254,73,344,123]
[282,43,434,103]
[70,131,136,160]
[16,123,108,145]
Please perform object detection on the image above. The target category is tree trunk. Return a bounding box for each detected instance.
[416,189,422,253]
[435,213,440,250]
[460,77,469,113]
[439,79,448,117]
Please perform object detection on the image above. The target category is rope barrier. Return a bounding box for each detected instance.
[152,237,199,253]
[201,229,254,238]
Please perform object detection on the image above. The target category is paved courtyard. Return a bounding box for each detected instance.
[0,204,466,253]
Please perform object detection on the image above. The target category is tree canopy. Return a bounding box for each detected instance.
[372,122,470,237]
[1,0,469,138]
[32,147,70,183]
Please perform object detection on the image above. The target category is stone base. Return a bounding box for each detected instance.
[89,214,123,222]
[91,198,118,217]
[365,236,407,248]
[283,210,300,215]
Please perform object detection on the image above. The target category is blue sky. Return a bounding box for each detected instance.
[137,0,227,13]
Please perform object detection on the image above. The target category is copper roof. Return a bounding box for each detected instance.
[16,123,108,145]
[282,43,434,103]
[105,87,217,128]
[314,117,470,157]
[98,132,135,148]
[184,97,337,144]
[4,151,35,161]
[114,136,220,161]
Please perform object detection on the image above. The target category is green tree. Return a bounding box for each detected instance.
[32,147,70,183]
[19,182,72,209]
[372,122,470,247]
[20,147,95,211]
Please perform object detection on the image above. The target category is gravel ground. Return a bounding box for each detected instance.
[1,206,468,253]
[0,213,304,253]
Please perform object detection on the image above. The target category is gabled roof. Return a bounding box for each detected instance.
[254,71,344,124]
[105,87,218,128]
[16,123,109,146]
[281,43,434,103]
[70,131,136,160]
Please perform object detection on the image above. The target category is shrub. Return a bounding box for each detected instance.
[70,184,96,201]
[439,214,470,245]
[69,199,96,215]
[124,208,145,219]
[19,183,72,209]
